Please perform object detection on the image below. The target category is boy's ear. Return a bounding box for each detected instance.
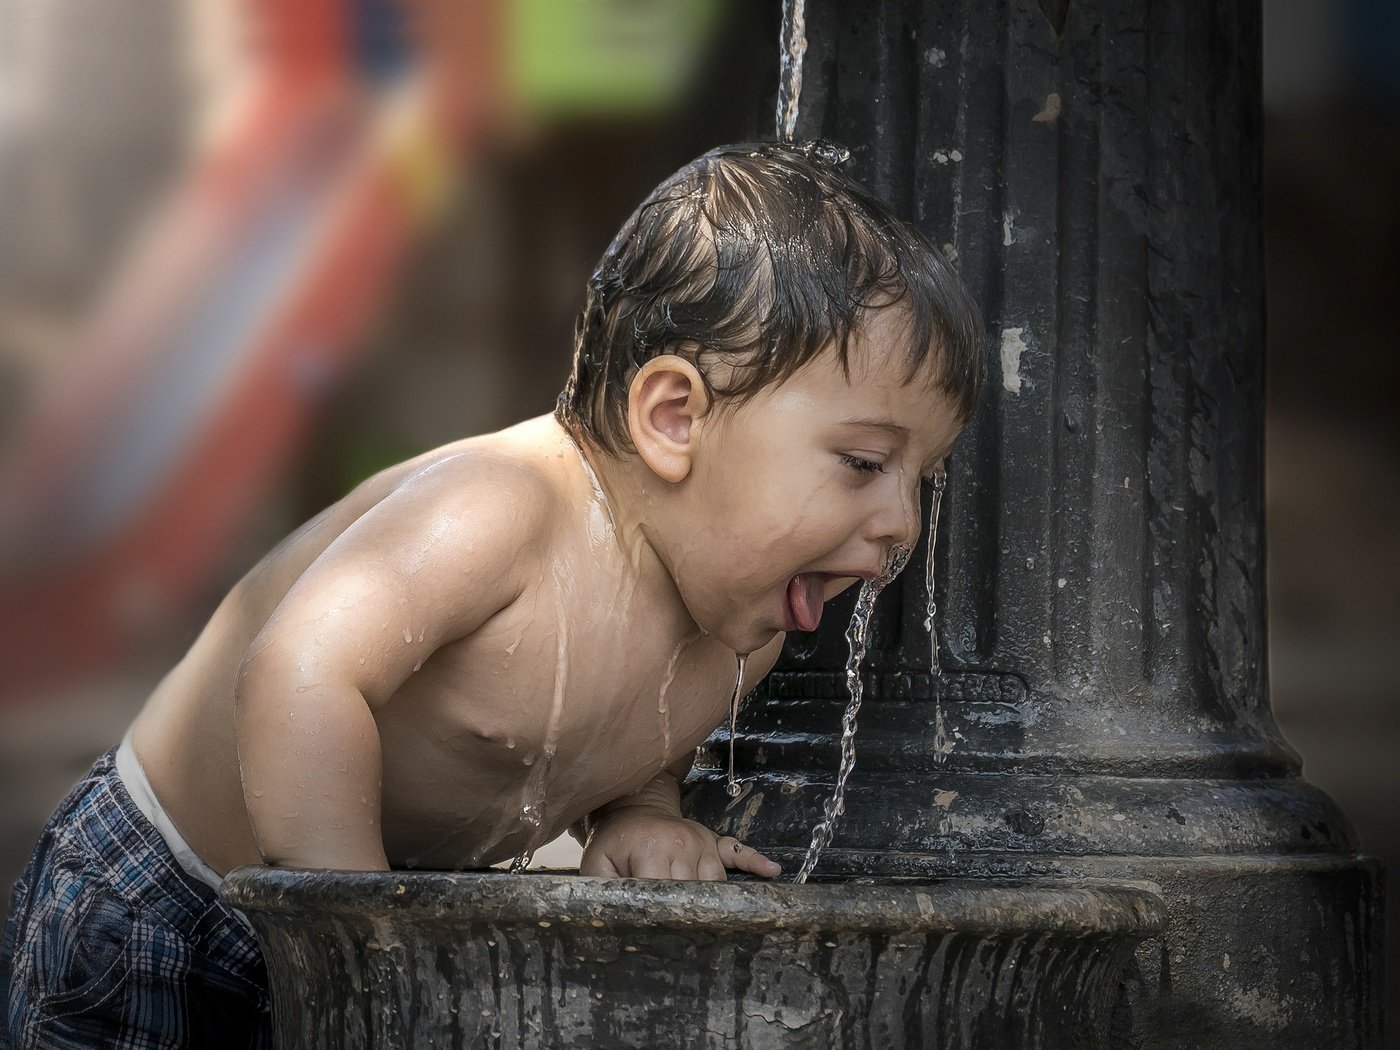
[627,355,710,483]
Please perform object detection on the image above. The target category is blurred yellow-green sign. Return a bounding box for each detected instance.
[510,0,725,116]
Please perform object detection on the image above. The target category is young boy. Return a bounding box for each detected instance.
[0,141,984,1048]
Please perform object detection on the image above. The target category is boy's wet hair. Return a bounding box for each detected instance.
[555,141,986,456]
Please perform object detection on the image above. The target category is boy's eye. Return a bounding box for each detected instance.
[840,454,886,475]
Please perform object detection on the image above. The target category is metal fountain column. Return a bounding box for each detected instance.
[686,2,1383,1045]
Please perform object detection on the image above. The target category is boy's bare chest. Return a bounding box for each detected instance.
[372,570,739,859]
[413,610,732,771]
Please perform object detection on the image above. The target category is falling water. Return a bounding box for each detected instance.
[924,472,955,764]
[726,653,750,797]
[794,543,913,884]
[776,0,808,141]
[656,639,689,770]
[923,472,948,672]
[511,567,571,873]
[505,434,620,873]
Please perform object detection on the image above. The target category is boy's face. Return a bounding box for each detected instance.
[670,307,966,654]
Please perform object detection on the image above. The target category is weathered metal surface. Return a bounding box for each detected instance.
[684,1,1384,1046]
[222,868,1165,1049]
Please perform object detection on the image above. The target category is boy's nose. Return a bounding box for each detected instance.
[866,481,921,549]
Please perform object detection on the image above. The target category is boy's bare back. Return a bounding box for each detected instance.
[130,414,778,877]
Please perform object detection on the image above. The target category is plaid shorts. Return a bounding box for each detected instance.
[0,749,271,1049]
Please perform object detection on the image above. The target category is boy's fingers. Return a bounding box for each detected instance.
[669,857,699,881]
[716,836,748,867]
[579,852,622,878]
[632,852,671,880]
[716,837,783,877]
[697,854,727,882]
[739,850,783,878]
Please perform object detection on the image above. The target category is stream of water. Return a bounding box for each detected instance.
[791,470,951,882]
[793,542,913,884]
[776,0,808,142]
[924,472,954,764]
[923,472,947,673]
[726,652,750,797]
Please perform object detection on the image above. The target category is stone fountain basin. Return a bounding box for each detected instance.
[221,869,1164,1049]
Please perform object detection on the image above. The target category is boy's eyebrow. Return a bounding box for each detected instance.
[838,417,910,440]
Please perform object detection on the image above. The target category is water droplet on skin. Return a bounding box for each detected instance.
[253,789,264,798]
[656,637,692,768]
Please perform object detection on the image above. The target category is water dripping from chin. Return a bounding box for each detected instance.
[725,652,750,798]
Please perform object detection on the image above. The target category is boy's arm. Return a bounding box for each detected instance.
[576,633,785,880]
[570,753,693,848]
[235,456,553,871]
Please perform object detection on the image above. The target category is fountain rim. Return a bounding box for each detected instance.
[221,867,1165,938]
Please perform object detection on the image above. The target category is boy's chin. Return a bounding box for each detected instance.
[710,621,783,657]
[684,597,784,655]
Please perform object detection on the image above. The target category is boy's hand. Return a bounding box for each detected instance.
[579,809,782,881]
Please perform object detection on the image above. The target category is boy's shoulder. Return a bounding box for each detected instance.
[237,417,581,692]
[249,416,575,608]
[376,416,572,530]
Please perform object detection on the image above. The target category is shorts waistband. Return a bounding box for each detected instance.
[56,749,263,982]
[115,729,225,893]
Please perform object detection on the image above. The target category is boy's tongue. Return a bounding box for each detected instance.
[786,573,825,632]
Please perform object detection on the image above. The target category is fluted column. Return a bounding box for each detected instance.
[685,2,1382,1045]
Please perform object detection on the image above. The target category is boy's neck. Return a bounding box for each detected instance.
[562,426,698,635]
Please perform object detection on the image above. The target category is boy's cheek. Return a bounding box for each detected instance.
[824,576,861,600]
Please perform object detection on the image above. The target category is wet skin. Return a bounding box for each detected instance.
[128,306,964,881]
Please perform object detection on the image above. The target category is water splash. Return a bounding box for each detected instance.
[932,704,954,765]
[776,0,808,141]
[726,652,750,797]
[794,543,913,884]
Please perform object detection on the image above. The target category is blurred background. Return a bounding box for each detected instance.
[0,0,1395,1032]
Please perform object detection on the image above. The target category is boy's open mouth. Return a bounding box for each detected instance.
[785,573,827,633]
